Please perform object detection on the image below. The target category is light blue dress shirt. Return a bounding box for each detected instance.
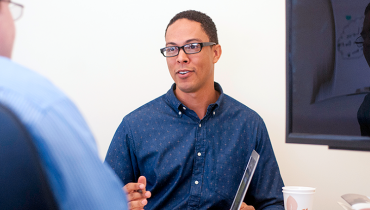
[0,56,128,210]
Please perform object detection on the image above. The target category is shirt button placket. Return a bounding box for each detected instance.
[188,121,206,208]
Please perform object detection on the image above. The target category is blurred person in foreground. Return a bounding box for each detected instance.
[0,1,128,209]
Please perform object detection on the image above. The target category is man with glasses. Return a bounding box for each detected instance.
[0,1,128,209]
[106,10,284,210]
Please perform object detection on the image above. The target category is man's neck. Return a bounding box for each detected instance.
[174,84,220,120]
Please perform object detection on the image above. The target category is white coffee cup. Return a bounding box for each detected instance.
[282,186,316,210]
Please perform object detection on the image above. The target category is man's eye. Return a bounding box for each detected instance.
[190,44,200,49]
[167,47,176,52]
[184,44,198,50]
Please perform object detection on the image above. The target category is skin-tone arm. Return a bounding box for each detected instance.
[240,202,255,210]
[123,176,151,210]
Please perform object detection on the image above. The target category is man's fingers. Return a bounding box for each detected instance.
[138,176,146,186]
[240,202,247,209]
[144,190,151,198]
[127,191,145,201]
[240,202,255,210]
[137,176,147,195]
[240,207,255,210]
[128,199,148,210]
[123,177,151,209]
[123,182,145,194]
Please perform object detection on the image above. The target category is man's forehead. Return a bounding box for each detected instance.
[167,19,202,33]
[165,19,208,44]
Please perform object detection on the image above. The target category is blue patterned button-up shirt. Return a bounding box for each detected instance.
[105,83,284,210]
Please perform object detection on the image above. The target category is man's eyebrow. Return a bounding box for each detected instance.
[166,42,178,46]
[185,38,202,43]
[166,38,203,46]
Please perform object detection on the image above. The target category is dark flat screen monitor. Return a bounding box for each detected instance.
[286,0,370,151]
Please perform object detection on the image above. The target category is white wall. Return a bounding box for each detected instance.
[12,0,370,209]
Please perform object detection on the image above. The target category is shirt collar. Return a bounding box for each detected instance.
[164,82,224,112]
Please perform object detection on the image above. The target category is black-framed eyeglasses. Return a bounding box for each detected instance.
[160,42,216,57]
[0,0,24,21]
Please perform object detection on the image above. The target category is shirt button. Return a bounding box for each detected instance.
[213,111,216,115]
[195,181,199,185]
[183,107,186,110]
[179,111,182,115]
[197,152,201,156]
[199,124,201,127]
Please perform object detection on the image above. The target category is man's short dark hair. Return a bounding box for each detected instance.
[165,10,219,44]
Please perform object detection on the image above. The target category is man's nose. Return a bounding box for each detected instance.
[176,48,189,63]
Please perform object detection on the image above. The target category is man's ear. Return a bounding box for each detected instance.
[212,44,222,63]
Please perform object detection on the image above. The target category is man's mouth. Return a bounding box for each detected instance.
[178,71,190,75]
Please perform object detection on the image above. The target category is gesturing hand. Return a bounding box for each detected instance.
[123,176,151,210]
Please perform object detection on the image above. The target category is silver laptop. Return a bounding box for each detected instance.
[230,150,260,210]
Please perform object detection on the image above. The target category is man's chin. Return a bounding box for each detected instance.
[175,84,197,94]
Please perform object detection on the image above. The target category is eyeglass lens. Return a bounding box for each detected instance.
[163,43,202,57]
[8,2,23,21]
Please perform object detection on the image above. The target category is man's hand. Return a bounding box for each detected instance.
[240,202,255,210]
[123,176,151,210]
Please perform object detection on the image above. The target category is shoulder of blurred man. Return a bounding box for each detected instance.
[0,56,129,210]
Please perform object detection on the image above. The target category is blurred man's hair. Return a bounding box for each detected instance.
[165,10,219,44]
